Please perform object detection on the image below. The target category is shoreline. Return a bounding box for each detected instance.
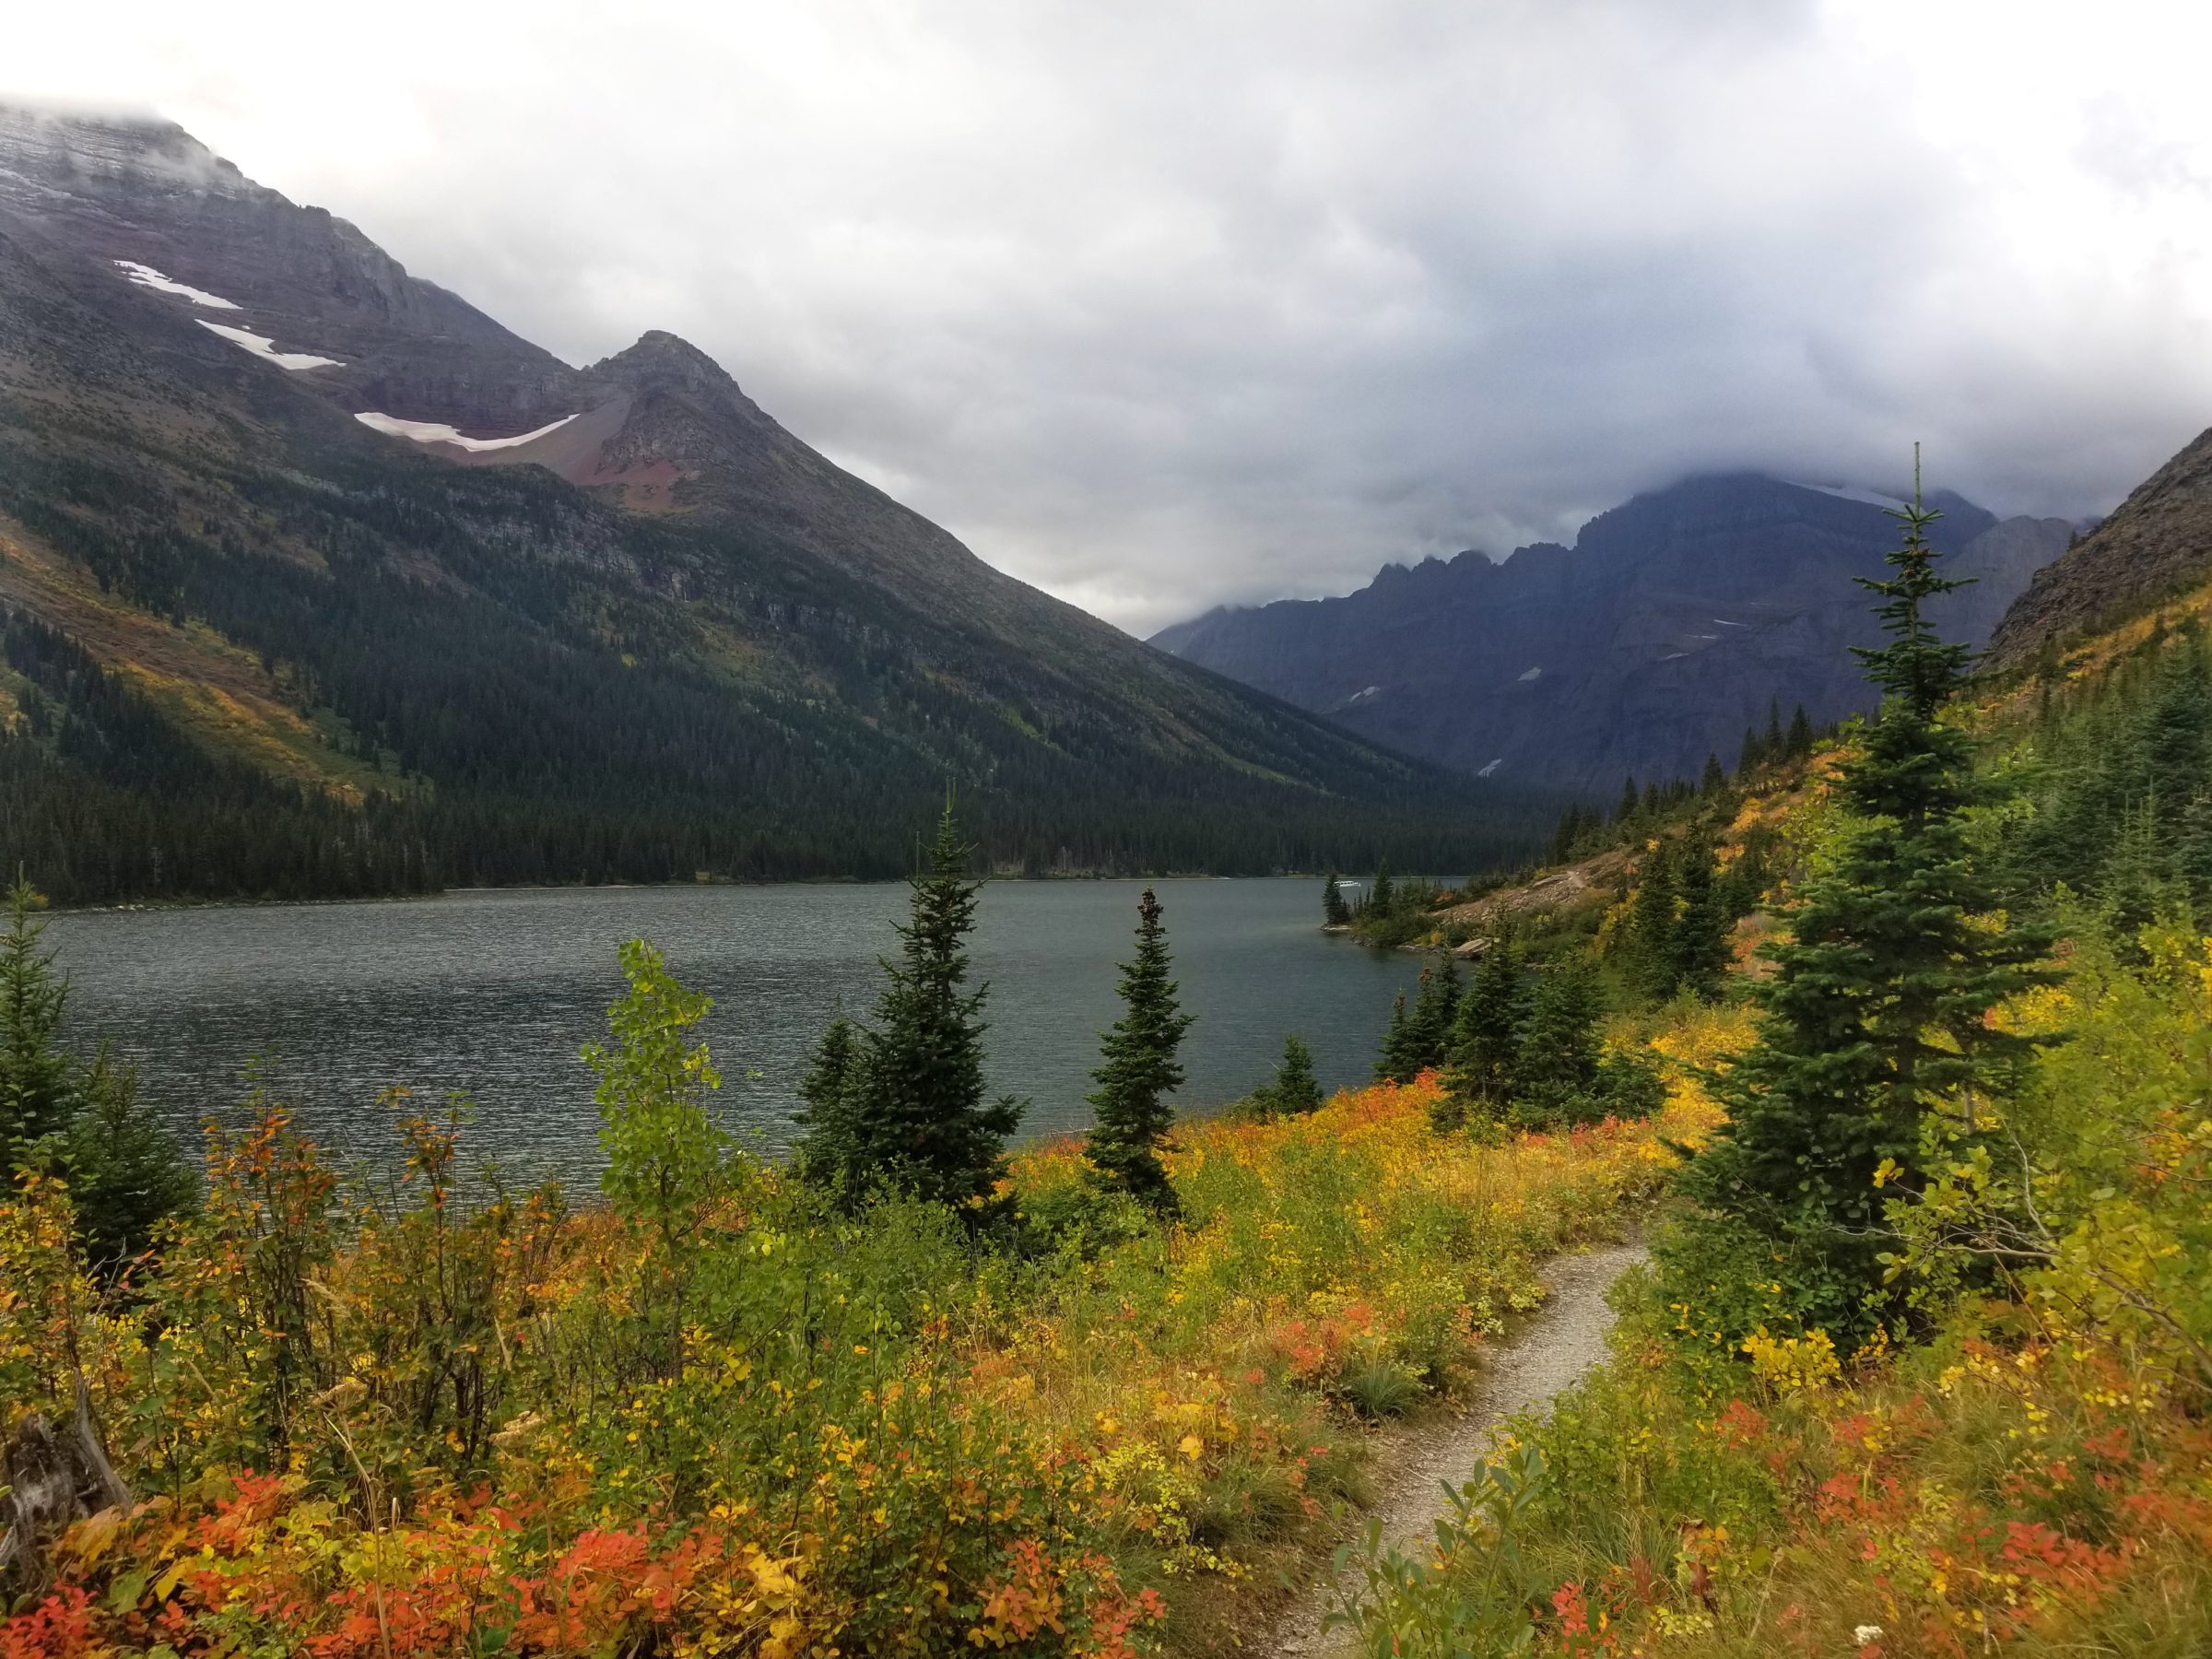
[48,868,1343,917]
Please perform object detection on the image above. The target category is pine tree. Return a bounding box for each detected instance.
[1624,840,1680,999]
[1764,699,1784,759]
[1509,959,1605,1122]
[1405,955,1461,1073]
[791,1016,863,1190]
[1446,940,1528,1108]
[1370,859,1396,914]
[1084,888,1195,1212]
[1374,989,1418,1083]
[1616,775,1640,825]
[1700,752,1728,795]
[1680,476,2060,1339]
[1738,726,1763,776]
[799,802,1022,1213]
[1548,805,1596,865]
[0,874,75,1168]
[1785,703,1815,759]
[1665,841,1734,1000]
[1628,844,1672,999]
[62,1050,197,1278]
[1322,872,1351,927]
[1265,1034,1324,1116]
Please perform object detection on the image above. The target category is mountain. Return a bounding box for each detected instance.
[1989,425,2212,666]
[0,105,1542,902]
[1152,475,2072,794]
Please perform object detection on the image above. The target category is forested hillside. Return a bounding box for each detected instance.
[0,107,1541,901]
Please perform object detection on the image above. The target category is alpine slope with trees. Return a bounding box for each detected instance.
[0,105,1544,904]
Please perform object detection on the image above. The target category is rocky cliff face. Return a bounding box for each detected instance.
[1154,477,2072,794]
[0,104,568,429]
[1989,426,2212,666]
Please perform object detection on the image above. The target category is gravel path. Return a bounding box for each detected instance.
[1270,1241,1648,1656]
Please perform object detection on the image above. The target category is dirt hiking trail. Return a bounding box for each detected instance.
[1269,1241,1648,1656]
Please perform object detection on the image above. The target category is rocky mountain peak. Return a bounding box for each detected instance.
[592,329,749,401]
[0,104,256,210]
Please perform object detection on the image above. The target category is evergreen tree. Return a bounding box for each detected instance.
[1624,841,1680,999]
[1680,481,2060,1339]
[790,1016,863,1190]
[1446,941,1528,1108]
[1665,841,1734,1000]
[1738,725,1763,776]
[1785,703,1815,759]
[1084,888,1195,1212]
[1763,699,1785,759]
[1510,959,1606,1117]
[0,873,74,1166]
[1265,1034,1324,1116]
[1370,859,1396,914]
[1700,752,1728,795]
[61,1050,198,1278]
[1322,872,1351,927]
[1547,804,1598,865]
[1374,989,1418,1084]
[0,874,195,1277]
[1615,775,1640,825]
[1405,956,1460,1073]
[799,802,1023,1213]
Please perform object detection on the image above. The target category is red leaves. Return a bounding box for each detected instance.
[0,1588,97,1659]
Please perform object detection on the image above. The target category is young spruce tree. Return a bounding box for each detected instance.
[1407,956,1460,1069]
[1265,1034,1324,1116]
[0,873,74,1164]
[1665,841,1735,1000]
[1084,887,1195,1213]
[1374,990,1417,1084]
[1680,473,2058,1338]
[790,1015,863,1191]
[797,801,1022,1213]
[1441,939,1528,1124]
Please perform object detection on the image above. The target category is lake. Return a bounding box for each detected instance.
[48,879,1429,1188]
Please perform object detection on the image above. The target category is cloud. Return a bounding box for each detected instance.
[10,0,2212,631]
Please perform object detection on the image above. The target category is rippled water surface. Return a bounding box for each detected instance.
[50,880,1425,1187]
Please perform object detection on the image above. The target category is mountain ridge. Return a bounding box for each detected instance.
[1988,424,2212,665]
[1153,474,2072,794]
[0,104,1543,900]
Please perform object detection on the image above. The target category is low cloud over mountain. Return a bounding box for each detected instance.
[9,1,2212,631]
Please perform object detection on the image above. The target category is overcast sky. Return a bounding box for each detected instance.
[13,1,2212,632]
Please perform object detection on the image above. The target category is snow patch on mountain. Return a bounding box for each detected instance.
[1789,480,1909,510]
[114,259,240,309]
[196,320,341,370]
[354,411,579,453]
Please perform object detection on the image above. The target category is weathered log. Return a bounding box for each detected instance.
[0,1382,132,1589]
